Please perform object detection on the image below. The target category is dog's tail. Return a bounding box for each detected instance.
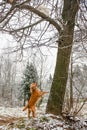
[23,103,28,111]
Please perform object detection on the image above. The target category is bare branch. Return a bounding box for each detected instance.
[3,19,44,33]
[19,4,61,32]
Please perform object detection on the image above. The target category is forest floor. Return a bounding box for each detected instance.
[0,103,87,130]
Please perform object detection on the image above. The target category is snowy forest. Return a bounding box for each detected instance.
[0,0,87,130]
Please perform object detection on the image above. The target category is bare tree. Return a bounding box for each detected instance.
[0,53,17,106]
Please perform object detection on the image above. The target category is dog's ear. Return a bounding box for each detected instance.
[35,82,38,87]
[30,87,32,93]
[30,83,33,93]
[30,83,37,93]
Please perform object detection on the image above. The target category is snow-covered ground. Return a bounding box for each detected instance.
[0,107,27,118]
[0,104,87,130]
[0,103,46,118]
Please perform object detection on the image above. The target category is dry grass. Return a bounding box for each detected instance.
[0,115,23,126]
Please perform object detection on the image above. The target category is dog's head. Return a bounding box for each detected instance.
[30,82,37,93]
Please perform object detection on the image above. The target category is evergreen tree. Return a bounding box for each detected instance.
[21,62,38,106]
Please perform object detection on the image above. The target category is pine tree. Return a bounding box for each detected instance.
[21,62,38,106]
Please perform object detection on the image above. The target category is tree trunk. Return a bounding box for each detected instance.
[23,89,26,106]
[46,0,79,115]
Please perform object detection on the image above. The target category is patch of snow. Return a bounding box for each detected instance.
[0,107,27,117]
[36,5,50,16]
[0,105,87,130]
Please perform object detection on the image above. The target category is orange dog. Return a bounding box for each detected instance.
[23,82,48,118]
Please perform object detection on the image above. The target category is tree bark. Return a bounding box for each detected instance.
[46,0,79,115]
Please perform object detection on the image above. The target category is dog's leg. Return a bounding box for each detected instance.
[32,106,36,118]
[40,92,49,96]
[28,108,31,118]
